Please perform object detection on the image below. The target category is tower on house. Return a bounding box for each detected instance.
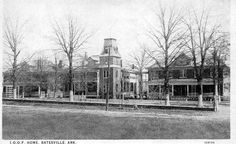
[99,38,122,99]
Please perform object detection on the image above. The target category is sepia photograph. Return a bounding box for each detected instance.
[1,0,232,142]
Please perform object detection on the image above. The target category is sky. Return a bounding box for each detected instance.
[3,0,230,67]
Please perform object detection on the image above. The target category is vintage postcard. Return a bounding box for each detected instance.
[1,0,234,143]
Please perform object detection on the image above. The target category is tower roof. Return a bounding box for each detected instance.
[100,38,121,57]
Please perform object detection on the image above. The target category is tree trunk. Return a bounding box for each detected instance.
[13,88,17,99]
[213,84,219,111]
[164,69,170,106]
[54,77,57,98]
[22,86,25,98]
[38,86,41,98]
[217,59,221,103]
[12,52,17,99]
[69,59,73,102]
[165,93,170,106]
[140,72,143,99]
[12,69,17,99]
[53,88,56,98]
[69,90,73,101]
[214,84,219,112]
[197,81,203,107]
[164,76,170,106]
[217,83,221,103]
[85,73,88,96]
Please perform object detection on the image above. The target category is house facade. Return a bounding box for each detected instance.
[147,53,226,100]
[2,38,142,99]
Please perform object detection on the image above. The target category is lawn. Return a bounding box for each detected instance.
[2,104,230,139]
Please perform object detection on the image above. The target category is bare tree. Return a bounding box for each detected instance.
[34,56,51,98]
[183,9,220,107]
[50,54,63,98]
[145,6,186,105]
[3,17,32,99]
[52,56,59,98]
[51,17,92,101]
[72,52,89,96]
[209,32,230,102]
[129,45,150,99]
[80,53,89,96]
[16,61,31,98]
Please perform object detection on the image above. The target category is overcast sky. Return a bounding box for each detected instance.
[3,0,230,67]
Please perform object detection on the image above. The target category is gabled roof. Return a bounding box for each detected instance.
[170,53,192,67]
[89,55,99,62]
[148,53,192,69]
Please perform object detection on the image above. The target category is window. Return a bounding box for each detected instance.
[149,85,159,93]
[5,86,13,97]
[103,84,107,93]
[169,70,173,78]
[130,83,134,92]
[88,82,97,93]
[116,84,118,92]
[187,69,194,78]
[203,68,211,78]
[158,71,164,79]
[181,69,187,78]
[104,48,108,54]
[3,86,6,92]
[103,70,108,78]
[203,85,214,93]
[116,70,118,78]
[172,70,181,79]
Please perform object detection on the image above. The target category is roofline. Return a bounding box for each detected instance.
[99,55,121,58]
[104,38,116,40]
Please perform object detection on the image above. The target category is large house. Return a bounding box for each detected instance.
[2,38,143,99]
[147,53,229,100]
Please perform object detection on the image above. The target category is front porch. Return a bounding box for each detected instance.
[148,84,221,100]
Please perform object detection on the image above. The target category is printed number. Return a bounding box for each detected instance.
[204,141,215,144]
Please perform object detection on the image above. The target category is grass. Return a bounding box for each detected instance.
[2,104,230,139]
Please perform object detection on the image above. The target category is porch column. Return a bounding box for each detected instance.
[172,85,174,97]
[97,70,99,97]
[187,85,189,96]
[159,85,161,95]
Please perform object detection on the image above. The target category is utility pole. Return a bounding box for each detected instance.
[106,47,111,111]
